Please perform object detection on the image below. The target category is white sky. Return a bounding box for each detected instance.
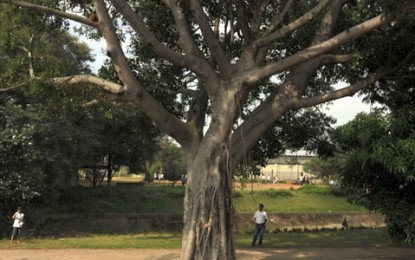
[323,95,371,126]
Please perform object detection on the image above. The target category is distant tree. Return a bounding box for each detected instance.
[0,97,96,207]
[320,14,415,240]
[156,138,186,183]
[0,2,98,191]
[304,155,345,181]
[1,4,161,190]
[0,100,45,204]
[146,161,162,181]
[332,108,415,244]
[82,105,160,186]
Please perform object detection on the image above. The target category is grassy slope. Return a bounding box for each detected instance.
[30,183,364,215]
[0,184,392,249]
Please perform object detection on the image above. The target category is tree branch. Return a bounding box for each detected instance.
[50,75,124,93]
[242,2,415,87]
[109,0,217,86]
[94,1,193,146]
[292,67,390,109]
[0,0,97,28]
[320,54,355,65]
[262,0,295,37]
[234,0,252,43]
[109,0,181,64]
[189,0,232,75]
[0,75,123,93]
[282,0,345,94]
[162,0,203,56]
[94,0,138,96]
[310,0,345,45]
[256,0,332,47]
[251,0,268,37]
[229,4,415,170]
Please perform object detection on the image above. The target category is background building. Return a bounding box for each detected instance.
[259,156,314,182]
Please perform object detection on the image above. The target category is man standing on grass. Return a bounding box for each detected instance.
[252,203,267,246]
[10,206,24,244]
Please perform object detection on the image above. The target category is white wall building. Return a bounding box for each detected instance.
[259,156,314,182]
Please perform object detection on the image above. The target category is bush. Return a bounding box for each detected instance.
[329,186,348,197]
[259,189,293,198]
[233,190,243,198]
[297,185,330,195]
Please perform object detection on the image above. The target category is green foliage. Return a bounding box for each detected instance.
[0,101,46,202]
[333,108,415,244]
[258,189,293,198]
[39,185,186,214]
[296,185,330,195]
[154,138,186,182]
[233,188,364,213]
[304,156,346,180]
[0,4,92,85]
[249,108,336,167]
[24,184,364,215]
[232,190,243,198]
[0,4,161,205]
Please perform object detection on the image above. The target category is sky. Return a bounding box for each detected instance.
[322,94,371,126]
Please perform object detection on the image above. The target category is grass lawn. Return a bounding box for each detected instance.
[235,228,394,249]
[1,182,377,251]
[31,183,364,215]
[234,193,364,213]
[0,229,394,249]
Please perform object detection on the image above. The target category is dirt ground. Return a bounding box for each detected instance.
[2,247,415,260]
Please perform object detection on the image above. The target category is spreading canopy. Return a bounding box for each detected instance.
[1,0,414,165]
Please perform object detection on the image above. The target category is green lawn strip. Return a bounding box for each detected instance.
[235,228,393,248]
[50,186,185,214]
[1,233,182,249]
[35,184,363,215]
[26,184,364,217]
[234,192,365,213]
[0,229,397,250]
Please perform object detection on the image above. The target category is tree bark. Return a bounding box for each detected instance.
[181,145,235,260]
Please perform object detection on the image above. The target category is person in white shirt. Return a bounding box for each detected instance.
[10,207,24,244]
[252,203,267,246]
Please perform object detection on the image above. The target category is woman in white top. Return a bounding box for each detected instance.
[10,207,24,244]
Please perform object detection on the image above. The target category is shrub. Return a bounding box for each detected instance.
[233,190,243,198]
[297,185,330,195]
[259,189,293,198]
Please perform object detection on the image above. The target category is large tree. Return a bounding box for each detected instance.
[0,2,96,195]
[1,1,415,259]
[331,109,415,244]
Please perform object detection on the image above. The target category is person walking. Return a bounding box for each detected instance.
[251,203,267,246]
[10,207,24,244]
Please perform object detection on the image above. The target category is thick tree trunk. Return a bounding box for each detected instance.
[106,153,113,187]
[181,146,235,260]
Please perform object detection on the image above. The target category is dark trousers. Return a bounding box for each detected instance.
[252,223,266,246]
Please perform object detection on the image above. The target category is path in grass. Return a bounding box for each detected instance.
[2,247,415,260]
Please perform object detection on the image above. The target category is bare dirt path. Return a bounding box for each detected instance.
[1,247,415,260]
